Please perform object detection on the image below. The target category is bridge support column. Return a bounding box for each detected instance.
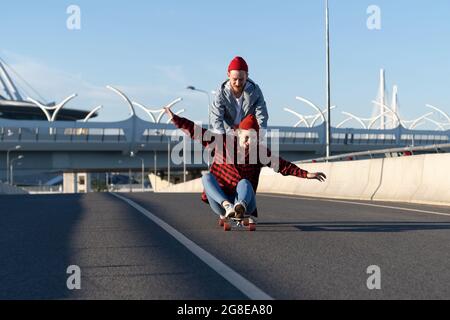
[63,172,92,194]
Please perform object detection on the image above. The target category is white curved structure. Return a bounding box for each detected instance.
[83,105,103,122]
[368,111,392,129]
[283,108,310,128]
[285,97,336,128]
[371,101,403,128]
[336,111,391,130]
[106,85,136,116]
[426,104,450,124]
[310,106,336,127]
[341,112,368,129]
[27,94,78,122]
[132,102,160,123]
[408,112,434,130]
[295,96,326,123]
[132,98,183,124]
[372,100,446,130]
[423,117,447,131]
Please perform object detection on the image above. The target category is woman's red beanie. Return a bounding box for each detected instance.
[239,114,259,132]
[228,56,249,73]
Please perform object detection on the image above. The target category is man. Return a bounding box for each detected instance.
[210,56,269,134]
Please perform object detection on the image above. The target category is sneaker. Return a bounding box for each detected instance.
[248,216,257,225]
[223,202,235,218]
[233,201,247,219]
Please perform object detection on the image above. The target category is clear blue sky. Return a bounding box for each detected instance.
[1,0,449,127]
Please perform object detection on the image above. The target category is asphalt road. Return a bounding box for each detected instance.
[1,192,450,300]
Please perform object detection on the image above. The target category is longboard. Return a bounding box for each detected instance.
[218,216,256,232]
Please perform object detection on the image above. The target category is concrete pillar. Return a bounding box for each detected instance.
[63,172,91,194]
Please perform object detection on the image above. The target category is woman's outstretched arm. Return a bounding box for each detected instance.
[261,146,327,182]
[164,106,215,147]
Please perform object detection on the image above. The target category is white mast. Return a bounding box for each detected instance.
[378,69,386,130]
[0,60,23,101]
[391,85,398,128]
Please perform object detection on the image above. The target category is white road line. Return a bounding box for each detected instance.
[259,194,450,218]
[111,193,274,301]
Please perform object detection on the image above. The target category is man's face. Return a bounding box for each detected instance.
[228,70,248,95]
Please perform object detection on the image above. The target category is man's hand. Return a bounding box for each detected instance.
[307,172,327,182]
[163,106,175,121]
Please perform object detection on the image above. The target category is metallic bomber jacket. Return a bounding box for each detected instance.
[210,78,269,134]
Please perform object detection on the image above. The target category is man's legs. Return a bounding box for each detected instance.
[202,173,235,217]
[234,179,257,220]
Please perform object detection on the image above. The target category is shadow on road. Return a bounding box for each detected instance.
[0,194,85,299]
[256,221,450,233]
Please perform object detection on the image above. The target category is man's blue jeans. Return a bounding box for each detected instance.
[201,173,256,217]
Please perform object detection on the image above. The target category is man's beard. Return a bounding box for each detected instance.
[231,85,244,96]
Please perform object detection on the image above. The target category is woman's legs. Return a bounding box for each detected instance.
[234,179,256,216]
[202,173,232,216]
[206,195,226,216]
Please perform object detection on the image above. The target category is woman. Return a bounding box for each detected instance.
[164,106,326,229]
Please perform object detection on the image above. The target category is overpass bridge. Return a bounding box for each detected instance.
[1,114,449,181]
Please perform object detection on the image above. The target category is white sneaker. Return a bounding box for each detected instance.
[223,203,235,218]
[248,216,257,225]
[233,201,247,219]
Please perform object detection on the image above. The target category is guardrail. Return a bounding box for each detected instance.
[298,143,450,164]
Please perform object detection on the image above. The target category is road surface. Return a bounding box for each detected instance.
[1,192,449,300]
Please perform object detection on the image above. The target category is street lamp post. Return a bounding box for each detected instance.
[10,155,24,186]
[186,86,212,130]
[130,151,145,192]
[325,0,332,159]
[6,145,21,184]
[154,151,157,191]
[167,137,171,187]
[183,136,187,184]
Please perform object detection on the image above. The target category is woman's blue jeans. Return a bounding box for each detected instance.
[201,173,256,217]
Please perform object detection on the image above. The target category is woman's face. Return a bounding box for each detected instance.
[237,129,257,149]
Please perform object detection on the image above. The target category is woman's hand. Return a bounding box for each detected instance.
[307,172,327,182]
[164,106,175,121]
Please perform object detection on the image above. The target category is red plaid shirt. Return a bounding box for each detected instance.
[172,115,309,211]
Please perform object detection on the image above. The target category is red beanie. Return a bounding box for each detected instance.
[239,114,259,132]
[228,56,249,73]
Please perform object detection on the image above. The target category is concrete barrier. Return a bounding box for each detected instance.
[155,153,450,207]
[374,154,450,206]
[0,183,29,195]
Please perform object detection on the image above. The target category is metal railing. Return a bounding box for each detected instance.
[298,143,450,164]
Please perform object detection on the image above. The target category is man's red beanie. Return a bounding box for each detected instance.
[228,56,249,73]
[239,114,259,132]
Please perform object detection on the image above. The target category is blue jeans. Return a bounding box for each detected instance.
[201,173,257,217]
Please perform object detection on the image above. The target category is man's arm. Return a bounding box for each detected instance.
[210,92,226,134]
[254,85,269,130]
